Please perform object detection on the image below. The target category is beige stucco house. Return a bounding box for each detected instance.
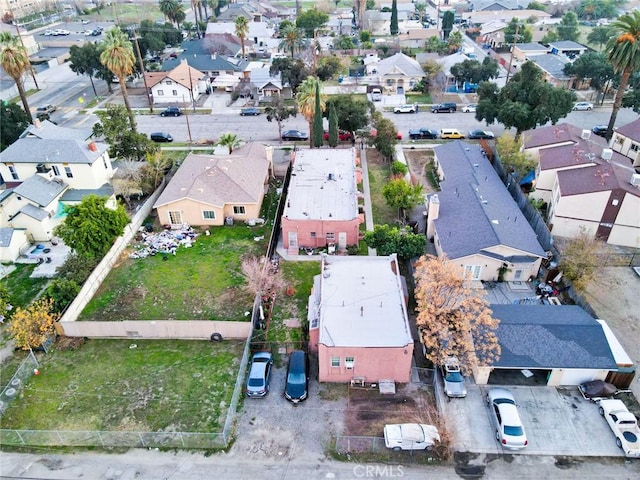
[611,118,640,170]
[153,143,271,227]
[373,52,425,94]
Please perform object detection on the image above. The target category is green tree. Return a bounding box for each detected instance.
[56,252,99,285]
[504,18,532,44]
[587,25,613,50]
[496,133,536,179]
[556,11,581,42]
[296,8,329,38]
[0,284,12,324]
[0,101,29,151]
[218,132,240,153]
[541,30,559,44]
[159,0,181,27]
[8,298,59,351]
[450,57,499,85]
[528,1,546,11]
[312,81,324,148]
[576,0,618,20]
[604,11,640,140]
[476,61,576,138]
[447,30,463,52]
[265,95,297,141]
[563,51,616,105]
[363,224,426,261]
[316,55,343,81]
[278,24,305,58]
[327,101,338,147]
[100,28,137,131]
[333,35,356,50]
[234,15,249,59]
[93,104,159,160]
[325,95,369,136]
[45,278,81,313]
[69,42,105,97]
[382,178,424,220]
[622,71,640,113]
[442,11,454,40]
[54,195,129,259]
[297,76,325,147]
[372,113,398,161]
[360,30,371,43]
[425,36,448,54]
[390,0,398,36]
[0,32,33,123]
[270,57,310,94]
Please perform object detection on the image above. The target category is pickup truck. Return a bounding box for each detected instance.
[598,399,640,457]
[408,127,439,140]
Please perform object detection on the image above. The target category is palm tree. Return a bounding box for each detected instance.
[100,28,137,131]
[159,0,180,26]
[219,132,240,153]
[296,76,325,148]
[604,11,640,140]
[278,24,305,58]
[0,32,33,123]
[235,15,249,60]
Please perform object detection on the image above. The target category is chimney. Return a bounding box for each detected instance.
[88,142,98,152]
[34,118,41,128]
[265,145,274,178]
[426,194,440,240]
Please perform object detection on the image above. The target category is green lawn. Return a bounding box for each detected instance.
[0,339,243,433]
[366,150,399,226]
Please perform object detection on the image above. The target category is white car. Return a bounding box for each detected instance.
[573,102,593,111]
[393,104,416,114]
[486,388,528,450]
[462,103,477,113]
[384,423,440,451]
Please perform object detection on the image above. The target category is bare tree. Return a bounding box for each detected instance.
[241,256,286,297]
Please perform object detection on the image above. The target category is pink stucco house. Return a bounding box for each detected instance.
[281,147,363,254]
[308,254,414,384]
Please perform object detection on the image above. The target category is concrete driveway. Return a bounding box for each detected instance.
[444,384,625,457]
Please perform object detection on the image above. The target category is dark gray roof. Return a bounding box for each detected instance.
[489,304,617,369]
[0,138,108,165]
[20,120,91,141]
[528,54,571,80]
[12,175,67,207]
[60,184,115,202]
[0,227,15,247]
[515,42,549,52]
[433,141,546,260]
[162,40,246,72]
[18,203,48,221]
[548,40,588,51]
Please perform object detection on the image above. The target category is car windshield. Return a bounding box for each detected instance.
[445,371,464,382]
[504,425,524,436]
[287,372,305,384]
[494,398,516,405]
[248,377,264,387]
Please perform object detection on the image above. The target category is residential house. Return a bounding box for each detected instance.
[153,143,271,227]
[611,118,640,170]
[474,305,619,387]
[0,227,29,262]
[205,21,276,57]
[463,9,551,26]
[308,254,414,384]
[469,0,532,11]
[215,2,274,22]
[426,140,546,282]
[398,28,440,49]
[201,32,243,58]
[511,42,550,62]
[145,60,206,106]
[527,54,574,88]
[548,40,588,60]
[435,52,475,93]
[373,52,425,94]
[281,148,363,253]
[248,66,292,100]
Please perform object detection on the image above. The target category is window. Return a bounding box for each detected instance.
[64,166,73,178]
[165,80,173,85]
[326,232,335,241]
[330,357,340,368]
[51,165,60,176]
[157,90,164,96]
[233,206,246,215]
[172,90,178,96]
[102,157,108,169]
[310,232,316,238]
[631,143,639,152]
[345,356,355,369]
[202,210,216,220]
[8,165,18,180]
[168,211,182,224]
[463,265,481,280]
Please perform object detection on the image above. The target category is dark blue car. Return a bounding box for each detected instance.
[284,350,309,403]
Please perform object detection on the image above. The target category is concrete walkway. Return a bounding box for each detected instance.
[358,145,377,256]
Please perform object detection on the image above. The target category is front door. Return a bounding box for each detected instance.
[288,231,298,248]
[338,232,347,250]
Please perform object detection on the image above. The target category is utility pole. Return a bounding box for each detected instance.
[313,29,318,74]
[505,23,519,84]
[132,27,153,112]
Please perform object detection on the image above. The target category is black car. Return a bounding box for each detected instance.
[160,107,182,117]
[431,102,457,113]
[150,132,173,142]
[284,350,309,403]
[592,125,608,137]
[282,130,308,141]
[240,107,261,116]
[468,129,495,139]
[408,128,439,140]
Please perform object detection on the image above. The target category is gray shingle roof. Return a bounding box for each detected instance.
[0,227,14,247]
[161,41,247,73]
[18,203,49,221]
[514,42,550,52]
[489,304,617,369]
[13,175,67,207]
[60,183,115,202]
[548,40,588,51]
[376,52,424,78]
[528,54,572,80]
[20,120,92,141]
[0,138,108,165]
[433,141,546,260]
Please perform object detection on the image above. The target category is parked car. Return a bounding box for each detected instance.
[441,357,467,398]
[370,88,382,101]
[408,127,439,140]
[323,130,353,141]
[468,129,495,139]
[393,104,417,114]
[598,399,640,457]
[440,128,465,139]
[284,350,309,403]
[150,132,173,142]
[36,105,57,116]
[573,102,594,111]
[592,125,609,137]
[160,107,182,117]
[462,103,477,113]
[240,107,261,116]
[246,351,273,398]
[43,30,55,36]
[89,29,102,36]
[282,130,308,141]
[431,102,457,113]
[384,423,440,451]
[486,388,528,450]
[367,128,403,140]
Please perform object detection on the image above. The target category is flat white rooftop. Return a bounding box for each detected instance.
[283,148,359,221]
[318,255,413,348]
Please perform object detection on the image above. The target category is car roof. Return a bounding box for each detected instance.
[252,351,272,361]
[496,402,522,426]
[488,387,515,402]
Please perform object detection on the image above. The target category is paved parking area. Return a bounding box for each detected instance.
[444,384,624,457]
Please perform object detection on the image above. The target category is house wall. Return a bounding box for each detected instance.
[607,193,640,248]
[317,344,414,383]
[155,198,262,227]
[611,133,640,166]
[451,251,541,282]
[280,217,361,249]
[0,228,29,262]
[152,80,201,106]
[11,212,59,242]
[547,368,608,386]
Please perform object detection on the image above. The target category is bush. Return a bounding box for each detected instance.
[391,161,408,176]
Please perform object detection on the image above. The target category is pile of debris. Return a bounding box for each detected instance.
[130,224,199,259]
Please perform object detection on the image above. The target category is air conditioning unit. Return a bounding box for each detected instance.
[630,174,640,186]
[581,129,591,140]
[601,148,613,161]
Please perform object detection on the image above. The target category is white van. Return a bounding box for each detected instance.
[371,88,382,101]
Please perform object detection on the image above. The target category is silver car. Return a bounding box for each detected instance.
[442,357,467,398]
[246,351,273,397]
[486,388,528,450]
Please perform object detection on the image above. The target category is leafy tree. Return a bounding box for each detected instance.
[476,61,576,138]
[622,71,640,113]
[278,24,306,58]
[563,51,616,104]
[0,101,29,151]
[556,11,581,42]
[270,57,310,93]
[333,35,356,50]
[360,30,371,43]
[316,55,343,81]
[0,32,33,123]
[45,279,80,313]
[559,228,602,292]
[390,0,398,36]
[235,15,249,59]
[54,195,130,259]
[587,26,613,50]
[327,102,338,147]
[604,11,640,140]
[576,0,618,20]
[447,30,463,52]
[504,18,532,44]
[218,132,240,153]
[442,11,454,40]
[140,151,173,193]
[278,20,294,37]
[100,28,137,131]
[69,42,105,97]
[383,178,424,219]
[325,95,369,136]
[56,253,99,285]
[265,95,297,141]
[8,298,60,351]
[371,113,398,161]
[496,133,536,179]
[93,104,159,160]
[528,1,546,11]
[297,76,325,147]
[425,35,448,54]
[363,224,426,261]
[391,160,408,176]
[450,57,499,85]
[296,8,329,38]
[414,255,500,371]
[541,29,559,44]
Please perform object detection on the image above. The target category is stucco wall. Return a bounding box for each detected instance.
[281,218,361,249]
[554,191,609,222]
[156,199,261,227]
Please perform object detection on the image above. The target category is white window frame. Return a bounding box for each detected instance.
[8,165,19,180]
[463,265,481,280]
[202,210,216,220]
[64,165,73,178]
[168,211,182,224]
[345,356,355,370]
[330,356,340,368]
[233,205,246,215]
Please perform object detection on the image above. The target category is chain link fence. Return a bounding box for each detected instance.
[335,435,387,453]
[0,352,39,416]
